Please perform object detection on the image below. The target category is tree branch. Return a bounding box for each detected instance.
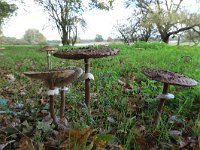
[169,24,199,35]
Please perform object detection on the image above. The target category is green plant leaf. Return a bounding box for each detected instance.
[96,134,115,142]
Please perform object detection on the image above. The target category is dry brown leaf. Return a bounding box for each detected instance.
[37,110,49,117]
[6,99,13,108]
[17,138,32,150]
[117,144,125,150]
[93,137,107,149]
[60,127,93,150]
[0,132,7,144]
[38,96,45,105]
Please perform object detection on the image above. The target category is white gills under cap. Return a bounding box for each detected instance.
[47,88,60,96]
[83,73,94,80]
[156,93,175,100]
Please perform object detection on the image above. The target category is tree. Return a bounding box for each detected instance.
[0,0,17,39]
[0,0,17,26]
[34,0,114,45]
[184,26,200,45]
[116,11,154,44]
[125,0,200,43]
[115,3,157,44]
[95,34,104,42]
[107,36,113,42]
[23,29,46,44]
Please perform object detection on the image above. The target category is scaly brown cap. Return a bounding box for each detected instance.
[143,68,198,87]
[53,46,119,60]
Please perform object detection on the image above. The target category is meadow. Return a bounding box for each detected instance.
[0,42,199,149]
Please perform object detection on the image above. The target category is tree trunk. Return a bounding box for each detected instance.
[72,27,77,46]
[161,34,170,43]
[61,34,68,45]
[61,27,70,45]
[177,35,180,46]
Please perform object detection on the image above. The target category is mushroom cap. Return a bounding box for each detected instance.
[39,45,58,52]
[55,66,83,87]
[143,68,198,87]
[53,46,119,60]
[24,68,75,81]
[24,67,83,87]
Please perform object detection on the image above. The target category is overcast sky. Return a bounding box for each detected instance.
[2,0,199,41]
[2,0,132,40]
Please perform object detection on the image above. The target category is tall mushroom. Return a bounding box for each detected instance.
[24,67,83,126]
[56,66,83,123]
[53,46,119,107]
[143,68,198,127]
[39,46,58,69]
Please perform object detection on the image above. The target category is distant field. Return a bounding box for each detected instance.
[0,42,199,149]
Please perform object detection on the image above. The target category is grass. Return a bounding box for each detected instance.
[0,42,199,149]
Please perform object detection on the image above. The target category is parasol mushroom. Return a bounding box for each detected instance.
[143,68,198,127]
[39,45,58,69]
[24,67,83,126]
[53,46,119,107]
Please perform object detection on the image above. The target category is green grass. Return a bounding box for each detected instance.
[0,42,199,149]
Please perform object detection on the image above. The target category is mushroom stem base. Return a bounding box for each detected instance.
[154,99,166,126]
[154,83,169,127]
[49,95,57,125]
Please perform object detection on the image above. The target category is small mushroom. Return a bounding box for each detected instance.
[143,68,198,127]
[39,45,58,69]
[24,67,83,126]
[53,46,119,107]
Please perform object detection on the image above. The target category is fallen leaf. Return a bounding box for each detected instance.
[92,137,107,149]
[107,117,115,124]
[60,127,93,150]
[0,132,7,144]
[6,74,15,82]
[17,138,32,150]
[169,130,182,139]
[93,134,115,149]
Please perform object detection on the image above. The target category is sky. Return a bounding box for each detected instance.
[2,0,131,40]
[2,0,199,41]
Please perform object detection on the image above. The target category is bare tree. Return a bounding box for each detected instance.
[34,0,114,45]
[184,26,200,45]
[126,0,200,43]
[116,9,154,44]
